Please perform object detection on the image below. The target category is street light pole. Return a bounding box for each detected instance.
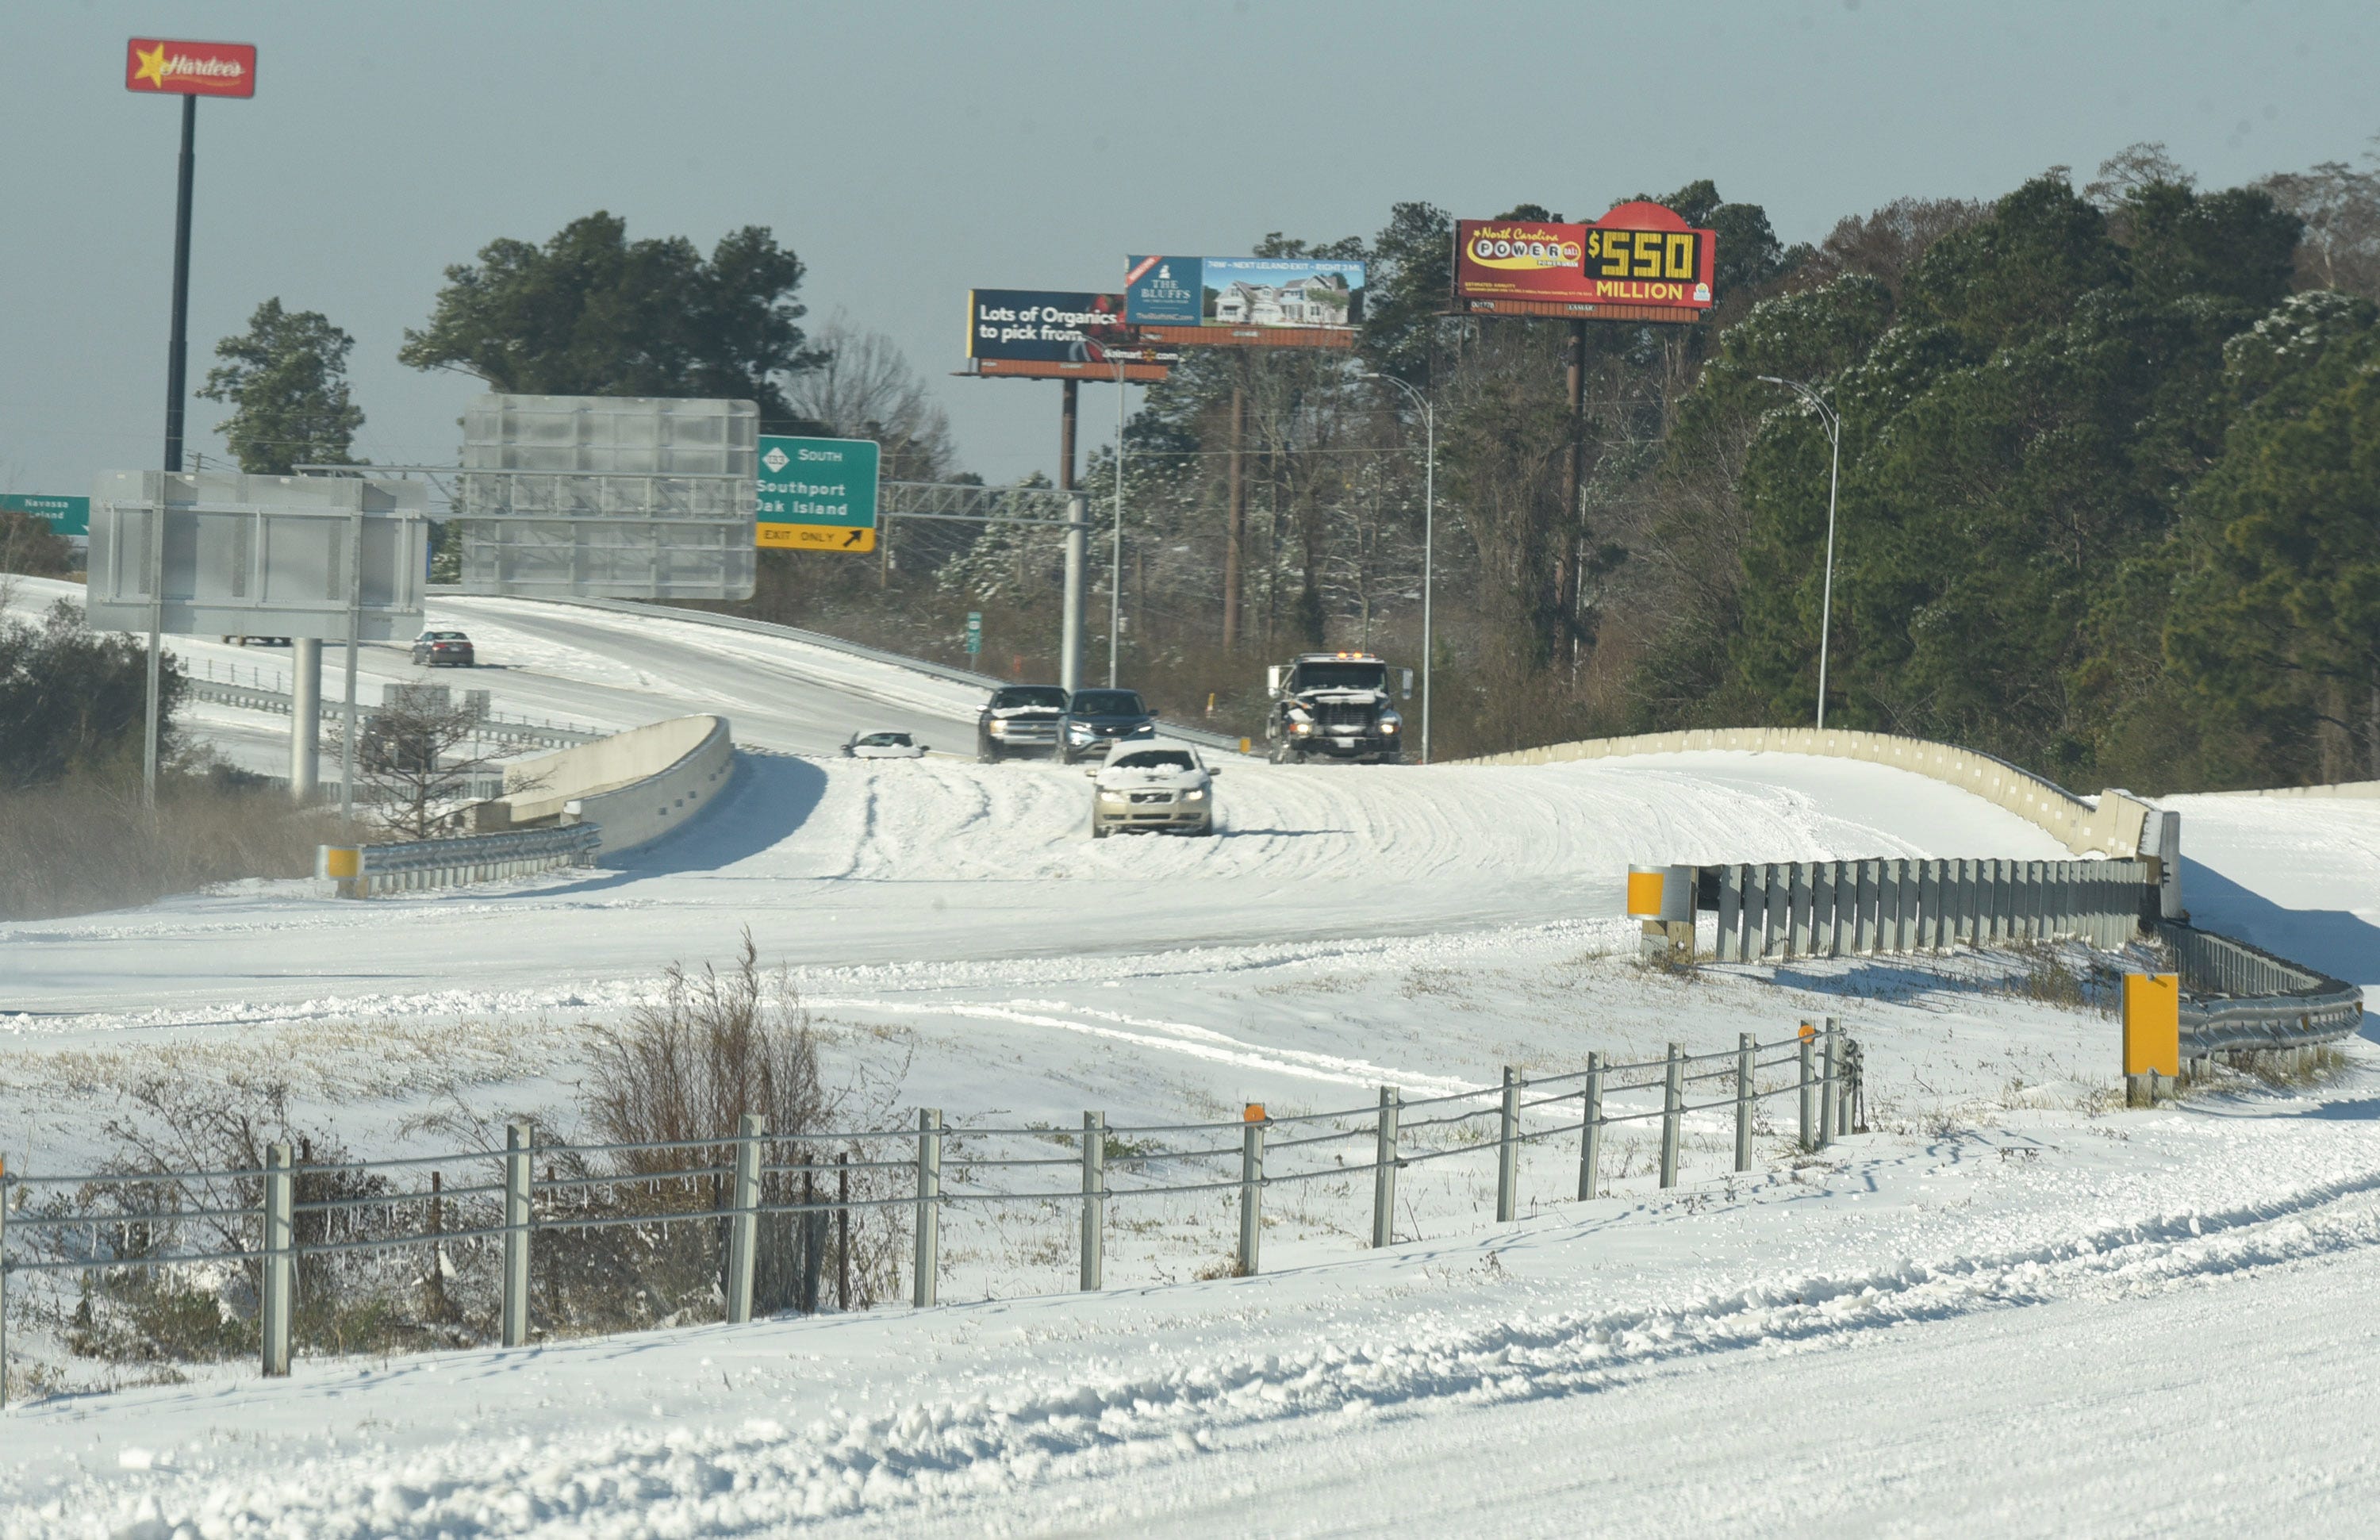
[1366,373,1435,764]
[1756,375,1841,732]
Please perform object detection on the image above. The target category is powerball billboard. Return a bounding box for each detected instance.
[1456,202,1715,314]
[967,290,1180,365]
[1125,256,1365,329]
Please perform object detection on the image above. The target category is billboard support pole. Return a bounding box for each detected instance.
[1560,320,1585,667]
[1224,377,1246,651]
[1111,358,1127,688]
[163,94,196,476]
[1059,380,1079,493]
[1061,493,1087,696]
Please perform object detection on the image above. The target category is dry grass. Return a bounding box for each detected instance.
[0,769,344,920]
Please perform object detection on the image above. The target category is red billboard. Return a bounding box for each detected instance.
[126,38,257,98]
[1455,202,1715,320]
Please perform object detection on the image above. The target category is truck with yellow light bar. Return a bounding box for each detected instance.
[1262,651,1413,765]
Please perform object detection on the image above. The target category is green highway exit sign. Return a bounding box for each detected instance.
[1,493,90,537]
[756,436,878,553]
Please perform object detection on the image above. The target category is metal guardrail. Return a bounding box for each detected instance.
[324,823,602,897]
[183,674,601,751]
[2155,920,2367,1054]
[0,1023,1858,1397]
[490,594,1254,755]
[1702,857,2155,962]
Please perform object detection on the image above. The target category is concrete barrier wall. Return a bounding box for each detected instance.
[498,714,734,856]
[1458,727,2161,858]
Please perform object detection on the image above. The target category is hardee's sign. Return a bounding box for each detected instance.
[125,38,257,98]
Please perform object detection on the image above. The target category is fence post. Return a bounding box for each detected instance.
[1820,1020,1842,1148]
[262,1142,294,1377]
[1798,1026,1816,1151]
[1660,1043,1683,1189]
[501,1123,532,1347]
[1237,1106,1266,1277]
[1495,1066,1521,1222]
[724,1112,763,1325]
[1735,1032,1755,1173]
[1579,1052,1604,1200]
[0,1155,8,1408]
[1080,1111,1105,1292]
[1372,1087,1400,1249]
[912,1108,941,1308]
[1842,1038,1863,1134]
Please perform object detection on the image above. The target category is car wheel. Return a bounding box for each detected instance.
[1090,814,1109,839]
[1193,820,1216,837]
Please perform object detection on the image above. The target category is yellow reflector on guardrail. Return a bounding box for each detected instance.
[2122,973,2180,1077]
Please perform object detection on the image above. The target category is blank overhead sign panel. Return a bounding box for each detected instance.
[455,394,758,601]
[86,470,427,639]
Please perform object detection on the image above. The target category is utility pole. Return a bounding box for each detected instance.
[1757,376,1843,731]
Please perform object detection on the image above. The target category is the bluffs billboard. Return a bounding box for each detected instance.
[1124,256,1365,329]
[1456,203,1715,313]
[966,291,1179,365]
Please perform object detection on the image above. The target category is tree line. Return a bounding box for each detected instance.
[187,140,2380,787]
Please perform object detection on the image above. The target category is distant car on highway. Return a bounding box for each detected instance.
[842,730,928,759]
[1058,688,1158,764]
[1086,743,1219,838]
[412,629,476,668]
[977,684,1069,762]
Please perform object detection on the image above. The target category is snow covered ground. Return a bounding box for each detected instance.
[6,575,2378,1534]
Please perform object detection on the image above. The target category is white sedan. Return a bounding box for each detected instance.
[1086,744,1220,838]
[842,730,929,759]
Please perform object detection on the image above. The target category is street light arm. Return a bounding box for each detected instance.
[1755,374,1838,439]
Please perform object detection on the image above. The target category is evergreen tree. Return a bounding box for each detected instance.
[197,298,366,474]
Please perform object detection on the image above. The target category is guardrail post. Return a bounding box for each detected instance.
[1237,1106,1265,1277]
[912,1109,941,1308]
[501,1123,532,1347]
[1735,1032,1755,1173]
[1820,1020,1842,1148]
[1842,1037,1863,1134]
[1579,1052,1604,1200]
[261,1142,293,1377]
[1659,1044,1683,1189]
[1080,1111,1104,1292]
[1372,1087,1400,1248]
[1495,1066,1521,1222]
[724,1113,763,1324]
[1798,1027,1817,1151]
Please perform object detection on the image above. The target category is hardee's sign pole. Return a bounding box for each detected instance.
[125,38,257,475]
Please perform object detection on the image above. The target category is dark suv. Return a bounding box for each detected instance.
[977,685,1069,762]
[1058,689,1158,764]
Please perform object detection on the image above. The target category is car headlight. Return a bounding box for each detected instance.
[1068,722,1095,739]
[1098,789,1125,802]
[1380,718,1400,734]
[1183,787,1207,801]
[1292,721,1314,735]
[988,720,1008,735]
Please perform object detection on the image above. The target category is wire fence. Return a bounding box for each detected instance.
[0,1023,1862,1399]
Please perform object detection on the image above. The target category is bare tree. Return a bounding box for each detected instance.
[2262,147,2380,300]
[347,689,534,840]
[782,320,957,482]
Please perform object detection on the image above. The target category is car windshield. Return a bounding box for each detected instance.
[1070,691,1145,716]
[1292,662,1385,691]
[1111,750,1194,771]
[858,732,909,747]
[990,687,1067,709]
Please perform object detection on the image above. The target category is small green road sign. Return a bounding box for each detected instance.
[1,493,90,537]
[757,435,880,552]
[965,611,982,655]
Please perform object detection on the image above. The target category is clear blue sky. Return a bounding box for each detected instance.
[3,0,2372,500]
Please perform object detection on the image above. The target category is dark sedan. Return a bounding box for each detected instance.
[1058,689,1158,764]
[411,630,476,667]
